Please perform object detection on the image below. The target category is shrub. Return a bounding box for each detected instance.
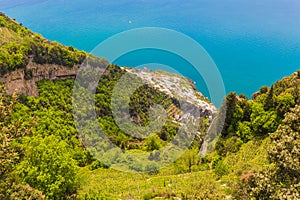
[17,135,78,199]
[215,136,243,156]
[146,134,162,151]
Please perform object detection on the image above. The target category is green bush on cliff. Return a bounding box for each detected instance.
[0,86,44,199]
[0,14,86,75]
[17,135,78,200]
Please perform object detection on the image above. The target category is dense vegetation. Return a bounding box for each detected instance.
[2,72,299,199]
[0,76,212,199]
[0,12,299,199]
[214,72,300,199]
[0,12,86,75]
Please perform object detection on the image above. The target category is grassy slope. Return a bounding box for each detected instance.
[76,137,270,199]
[78,168,224,199]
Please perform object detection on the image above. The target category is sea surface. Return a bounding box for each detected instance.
[1,0,300,106]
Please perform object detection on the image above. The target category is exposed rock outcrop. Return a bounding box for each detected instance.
[0,60,79,96]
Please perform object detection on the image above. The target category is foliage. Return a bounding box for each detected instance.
[146,134,162,151]
[17,135,78,199]
[94,64,202,151]
[215,74,300,157]
[215,136,243,157]
[249,101,279,135]
[213,72,300,198]
[2,11,300,199]
[0,13,86,75]
[218,92,239,137]
[269,105,300,172]
[0,85,44,199]
[236,121,252,142]
[0,80,92,198]
[0,175,45,200]
[0,87,19,179]
[172,148,201,173]
[236,105,300,199]
[275,92,295,117]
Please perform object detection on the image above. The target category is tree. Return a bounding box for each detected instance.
[0,88,19,180]
[17,135,78,199]
[264,85,274,111]
[250,101,278,135]
[173,148,200,173]
[275,92,295,118]
[259,86,268,94]
[215,136,243,157]
[0,86,43,199]
[146,134,162,151]
[236,121,252,143]
[269,105,300,173]
[183,149,199,173]
[218,92,238,137]
[240,105,300,199]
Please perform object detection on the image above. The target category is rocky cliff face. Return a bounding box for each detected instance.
[0,59,79,96]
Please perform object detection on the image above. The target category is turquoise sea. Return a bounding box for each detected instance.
[1,0,300,106]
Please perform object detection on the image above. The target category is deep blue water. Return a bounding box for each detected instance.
[1,0,300,106]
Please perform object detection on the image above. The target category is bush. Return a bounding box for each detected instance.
[17,135,78,199]
[236,121,252,142]
[236,105,300,199]
[259,86,268,94]
[214,159,230,177]
[146,134,162,151]
[215,136,243,156]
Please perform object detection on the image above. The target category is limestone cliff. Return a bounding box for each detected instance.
[0,12,85,95]
[0,60,79,96]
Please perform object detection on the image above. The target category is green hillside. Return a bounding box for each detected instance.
[0,12,86,75]
[0,12,299,199]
